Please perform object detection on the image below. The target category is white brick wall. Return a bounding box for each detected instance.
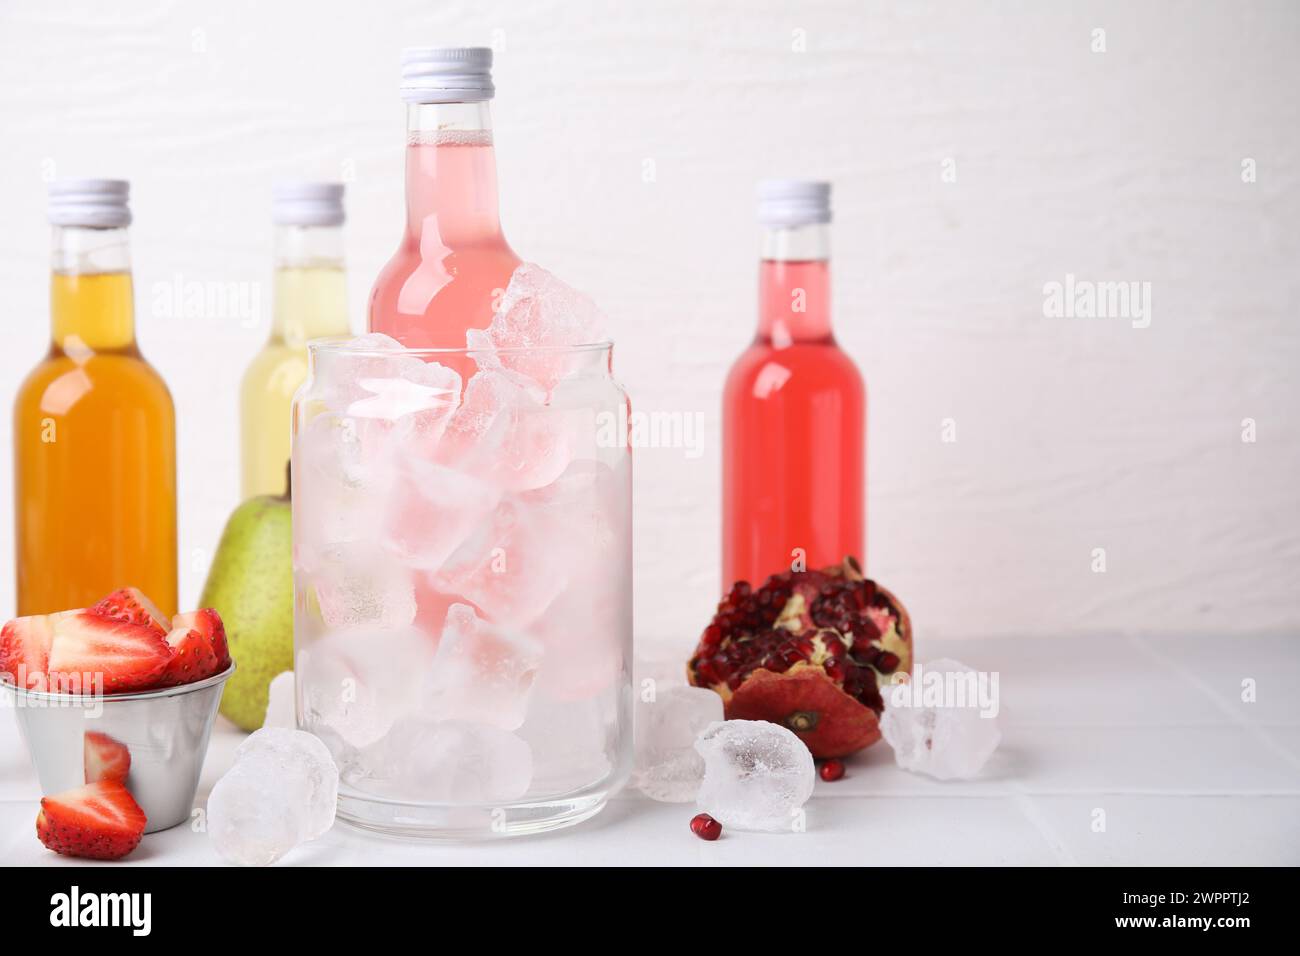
[1,0,1296,658]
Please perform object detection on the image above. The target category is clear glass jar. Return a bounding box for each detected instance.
[291,339,632,838]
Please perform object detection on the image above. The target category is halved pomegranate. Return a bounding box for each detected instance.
[687,557,912,758]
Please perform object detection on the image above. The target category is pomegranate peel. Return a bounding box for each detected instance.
[724,665,881,757]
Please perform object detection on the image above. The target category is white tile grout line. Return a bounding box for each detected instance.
[1009,789,1078,866]
[1126,632,1300,775]
[636,789,1300,799]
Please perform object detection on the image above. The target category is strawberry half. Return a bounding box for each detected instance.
[0,613,59,690]
[36,780,146,860]
[89,587,169,638]
[158,623,219,687]
[46,611,172,694]
[174,608,230,670]
[84,731,131,784]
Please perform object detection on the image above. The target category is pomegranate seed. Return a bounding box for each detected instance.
[823,658,845,682]
[819,759,846,782]
[853,649,881,669]
[876,651,901,673]
[690,813,722,840]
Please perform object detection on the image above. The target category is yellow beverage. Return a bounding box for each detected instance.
[14,185,178,616]
[240,185,349,498]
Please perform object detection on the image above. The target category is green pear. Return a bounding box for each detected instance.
[201,487,293,730]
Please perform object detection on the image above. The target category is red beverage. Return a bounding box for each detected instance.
[722,181,865,589]
[368,48,520,362]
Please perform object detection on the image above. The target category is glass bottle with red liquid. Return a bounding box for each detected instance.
[369,47,520,375]
[722,181,865,589]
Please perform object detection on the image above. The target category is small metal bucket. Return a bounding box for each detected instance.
[3,663,234,833]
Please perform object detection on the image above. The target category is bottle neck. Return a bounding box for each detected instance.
[404,101,506,248]
[271,224,349,345]
[50,226,136,353]
[758,223,832,345]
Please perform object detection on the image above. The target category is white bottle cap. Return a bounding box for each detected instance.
[272,181,345,227]
[757,179,832,227]
[400,47,494,104]
[47,179,132,228]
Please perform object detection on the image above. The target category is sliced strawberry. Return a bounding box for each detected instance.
[0,613,58,690]
[173,608,230,671]
[89,587,169,638]
[157,621,220,687]
[46,611,172,694]
[84,731,131,784]
[36,780,146,860]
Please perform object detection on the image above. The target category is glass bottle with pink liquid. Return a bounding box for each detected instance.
[369,47,520,368]
[722,180,865,589]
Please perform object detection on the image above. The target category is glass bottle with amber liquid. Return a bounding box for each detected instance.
[13,180,178,615]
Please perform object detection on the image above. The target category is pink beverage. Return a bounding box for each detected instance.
[722,181,865,589]
[369,47,520,374]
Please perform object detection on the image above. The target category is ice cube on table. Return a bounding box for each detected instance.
[207,728,339,867]
[235,728,338,840]
[694,719,816,832]
[359,717,533,804]
[422,603,542,730]
[263,670,296,729]
[879,658,1001,780]
[431,496,566,629]
[296,625,436,755]
[381,456,500,570]
[440,368,570,492]
[466,263,607,392]
[635,686,724,803]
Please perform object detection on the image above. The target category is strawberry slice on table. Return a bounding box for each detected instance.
[84,731,131,784]
[46,611,172,694]
[89,587,169,638]
[0,613,61,690]
[36,780,147,860]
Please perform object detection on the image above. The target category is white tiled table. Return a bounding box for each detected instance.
[4,633,1297,866]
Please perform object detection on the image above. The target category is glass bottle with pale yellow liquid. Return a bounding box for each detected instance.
[13,180,178,616]
[240,182,350,498]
